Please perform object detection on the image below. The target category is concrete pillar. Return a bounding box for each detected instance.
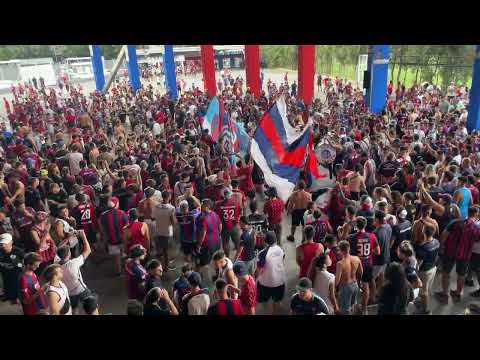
[369,45,390,114]
[297,45,316,106]
[89,45,105,91]
[200,45,216,97]
[164,45,178,101]
[126,45,141,92]
[245,45,261,97]
[467,45,480,132]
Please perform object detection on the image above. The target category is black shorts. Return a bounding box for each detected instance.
[470,253,480,273]
[257,282,285,303]
[196,247,219,267]
[70,288,92,309]
[441,255,469,276]
[181,242,195,256]
[156,236,172,250]
[291,209,305,227]
[361,265,374,283]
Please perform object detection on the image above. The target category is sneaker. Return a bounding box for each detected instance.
[434,291,449,304]
[167,265,177,271]
[450,290,462,302]
[287,235,295,242]
[470,289,480,298]
[465,279,475,287]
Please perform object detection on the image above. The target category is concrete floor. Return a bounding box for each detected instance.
[0,69,476,315]
[1,185,477,315]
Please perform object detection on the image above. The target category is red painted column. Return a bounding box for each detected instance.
[200,45,216,97]
[297,45,316,106]
[244,45,261,97]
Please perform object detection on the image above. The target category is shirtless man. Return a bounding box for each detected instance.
[79,112,93,130]
[137,187,160,255]
[412,204,439,244]
[348,164,366,202]
[335,240,363,315]
[287,181,312,242]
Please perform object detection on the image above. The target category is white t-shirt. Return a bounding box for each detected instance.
[257,245,286,288]
[187,293,210,315]
[68,152,84,176]
[152,122,162,137]
[313,269,335,314]
[61,255,88,296]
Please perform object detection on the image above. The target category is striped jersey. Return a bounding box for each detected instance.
[100,208,129,245]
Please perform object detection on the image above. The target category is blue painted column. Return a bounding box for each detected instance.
[163,45,178,101]
[126,45,141,92]
[467,45,480,132]
[90,45,105,91]
[369,45,390,114]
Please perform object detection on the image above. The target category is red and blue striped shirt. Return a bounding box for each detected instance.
[196,211,222,250]
[100,208,129,245]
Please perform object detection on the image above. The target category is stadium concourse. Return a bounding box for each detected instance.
[0,66,478,315]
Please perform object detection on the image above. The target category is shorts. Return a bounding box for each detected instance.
[441,255,469,276]
[196,246,219,267]
[70,288,92,309]
[156,236,172,250]
[373,264,387,280]
[338,282,359,313]
[269,223,282,244]
[470,253,480,273]
[291,209,306,227]
[418,266,437,298]
[221,226,241,248]
[108,244,121,256]
[181,242,195,256]
[257,282,285,303]
[361,265,374,283]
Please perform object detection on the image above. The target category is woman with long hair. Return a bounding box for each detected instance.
[377,262,413,315]
[308,254,338,314]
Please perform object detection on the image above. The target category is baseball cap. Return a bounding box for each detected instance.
[297,277,313,291]
[0,233,13,245]
[233,261,248,277]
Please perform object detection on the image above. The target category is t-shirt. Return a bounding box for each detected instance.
[207,299,243,315]
[348,231,379,268]
[257,245,286,288]
[239,276,257,310]
[145,275,164,295]
[196,211,222,251]
[264,198,284,225]
[67,152,84,176]
[215,198,241,231]
[176,209,200,244]
[290,293,330,315]
[414,239,440,272]
[125,260,147,301]
[152,203,176,237]
[237,164,254,193]
[373,224,392,266]
[60,255,87,296]
[19,272,47,315]
[239,228,256,261]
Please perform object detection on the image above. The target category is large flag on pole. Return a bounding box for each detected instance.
[250,95,312,202]
[202,96,223,141]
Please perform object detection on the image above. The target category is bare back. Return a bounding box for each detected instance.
[336,254,361,286]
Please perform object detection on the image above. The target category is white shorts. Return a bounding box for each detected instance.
[108,244,121,256]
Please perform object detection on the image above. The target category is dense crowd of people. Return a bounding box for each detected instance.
[0,65,479,316]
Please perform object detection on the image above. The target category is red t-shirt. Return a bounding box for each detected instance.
[239,276,257,310]
[264,198,285,225]
[20,272,47,315]
[215,198,241,231]
[237,164,254,193]
[298,242,321,278]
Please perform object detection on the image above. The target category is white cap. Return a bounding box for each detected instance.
[0,233,13,245]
